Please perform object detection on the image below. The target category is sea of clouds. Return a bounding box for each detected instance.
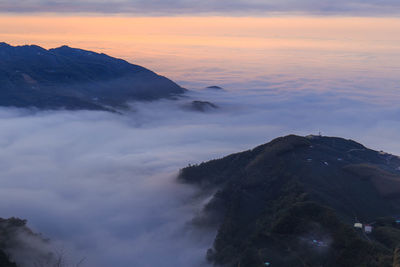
[0,85,400,266]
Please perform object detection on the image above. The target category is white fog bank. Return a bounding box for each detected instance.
[0,86,399,266]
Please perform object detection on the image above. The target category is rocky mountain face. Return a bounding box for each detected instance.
[0,42,186,111]
[179,135,400,267]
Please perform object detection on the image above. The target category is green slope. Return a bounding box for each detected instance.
[179,135,400,267]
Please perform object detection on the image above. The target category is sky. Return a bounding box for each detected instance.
[1,16,399,91]
[1,0,400,16]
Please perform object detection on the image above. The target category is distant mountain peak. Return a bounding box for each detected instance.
[0,42,11,47]
[206,85,224,90]
[50,45,95,54]
[0,43,186,111]
[57,45,71,49]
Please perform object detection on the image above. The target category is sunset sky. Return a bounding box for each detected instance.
[1,0,400,91]
[1,16,399,94]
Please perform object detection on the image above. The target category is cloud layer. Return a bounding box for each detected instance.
[1,0,400,15]
[0,107,217,267]
[1,82,400,266]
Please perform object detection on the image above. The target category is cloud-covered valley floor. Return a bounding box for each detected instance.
[0,87,399,267]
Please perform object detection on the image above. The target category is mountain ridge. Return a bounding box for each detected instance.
[0,42,186,111]
[179,135,400,266]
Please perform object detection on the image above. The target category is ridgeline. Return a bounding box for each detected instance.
[179,135,400,267]
[0,42,185,111]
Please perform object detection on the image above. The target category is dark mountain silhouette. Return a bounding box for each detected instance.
[0,42,186,111]
[185,100,218,112]
[0,217,65,267]
[0,250,16,267]
[179,135,400,267]
[206,86,224,90]
[0,218,37,267]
